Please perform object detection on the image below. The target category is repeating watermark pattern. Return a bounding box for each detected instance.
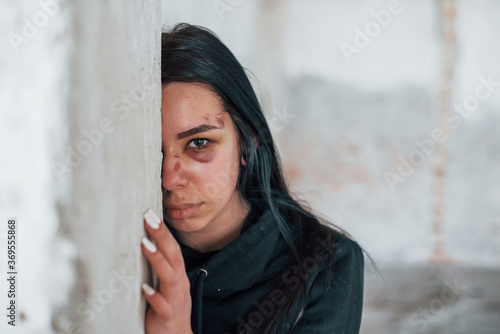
[212,0,246,21]
[339,0,408,64]
[51,83,155,181]
[225,236,334,334]
[7,0,66,55]
[401,277,466,333]
[384,74,500,192]
[63,267,136,333]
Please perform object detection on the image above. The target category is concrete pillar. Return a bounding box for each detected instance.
[1,0,161,333]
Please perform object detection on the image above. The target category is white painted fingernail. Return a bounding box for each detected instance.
[142,237,157,253]
[144,209,161,229]
[142,282,155,296]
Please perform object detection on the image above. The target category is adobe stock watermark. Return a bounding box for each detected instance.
[63,267,136,333]
[229,105,296,154]
[267,106,296,133]
[51,83,155,181]
[254,105,296,148]
[384,74,499,192]
[226,236,335,334]
[401,277,466,334]
[339,0,407,64]
[212,0,246,21]
[7,0,66,55]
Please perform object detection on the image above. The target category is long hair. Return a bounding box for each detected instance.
[162,23,340,333]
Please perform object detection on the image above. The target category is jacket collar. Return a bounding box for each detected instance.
[183,208,289,300]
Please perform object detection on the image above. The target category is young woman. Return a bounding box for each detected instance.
[140,23,364,334]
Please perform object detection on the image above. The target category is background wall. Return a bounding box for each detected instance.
[161,0,500,333]
[1,0,161,333]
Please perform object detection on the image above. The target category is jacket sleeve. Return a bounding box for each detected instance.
[289,235,364,334]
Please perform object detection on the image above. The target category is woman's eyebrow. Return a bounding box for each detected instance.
[177,124,222,140]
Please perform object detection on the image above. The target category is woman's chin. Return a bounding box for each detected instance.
[163,213,207,233]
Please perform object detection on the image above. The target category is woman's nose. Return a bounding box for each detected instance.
[161,154,188,191]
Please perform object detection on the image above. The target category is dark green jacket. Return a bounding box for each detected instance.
[171,208,364,334]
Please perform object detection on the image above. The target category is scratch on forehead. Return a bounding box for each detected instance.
[216,113,225,129]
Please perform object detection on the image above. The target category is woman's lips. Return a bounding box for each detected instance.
[164,203,203,219]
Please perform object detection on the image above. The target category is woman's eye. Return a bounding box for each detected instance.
[187,138,210,149]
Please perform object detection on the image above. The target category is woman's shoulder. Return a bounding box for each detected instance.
[304,220,364,270]
[286,212,365,278]
[332,231,364,266]
[307,227,365,287]
[288,229,365,333]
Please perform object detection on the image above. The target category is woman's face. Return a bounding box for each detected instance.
[161,82,246,237]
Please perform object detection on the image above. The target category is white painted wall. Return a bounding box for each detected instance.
[1,0,161,332]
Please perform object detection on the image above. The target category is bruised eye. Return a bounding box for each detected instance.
[187,138,211,150]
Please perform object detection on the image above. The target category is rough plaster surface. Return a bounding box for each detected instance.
[1,0,161,333]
